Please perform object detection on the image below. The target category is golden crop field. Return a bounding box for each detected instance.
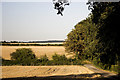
[1,46,72,60]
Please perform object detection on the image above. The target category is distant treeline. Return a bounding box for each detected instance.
[1,43,63,46]
[0,40,64,43]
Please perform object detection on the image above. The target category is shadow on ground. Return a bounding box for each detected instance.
[2,73,120,80]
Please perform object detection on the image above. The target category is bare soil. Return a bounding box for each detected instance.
[2,65,94,79]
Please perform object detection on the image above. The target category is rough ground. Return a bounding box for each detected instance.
[2,65,95,78]
[2,65,119,80]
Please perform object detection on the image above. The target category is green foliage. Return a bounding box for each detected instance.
[51,54,82,65]
[37,55,49,65]
[51,54,70,65]
[64,2,120,73]
[52,54,67,61]
[2,48,82,66]
[64,17,98,60]
[87,2,120,73]
[110,65,119,72]
[10,48,37,65]
[40,55,49,62]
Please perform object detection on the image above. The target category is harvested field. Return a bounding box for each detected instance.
[1,46,72,60]
[2,65,95,79]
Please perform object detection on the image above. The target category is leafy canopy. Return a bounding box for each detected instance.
[10,48,36,63]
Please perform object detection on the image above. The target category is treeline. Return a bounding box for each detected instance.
[2,48,82,66]
[64,2,120,74]
[1,43,63,46]
[0,40,64,43]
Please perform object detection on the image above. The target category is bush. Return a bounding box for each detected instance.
[52,54,67,61]
[51,54,82,65]
[40,55,49,62]
[10,48,37,65]
[37,55,49,65]
[2,49,83,66]
[52,54,69,65]
[110,65,119,72]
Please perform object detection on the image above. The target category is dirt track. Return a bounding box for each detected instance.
[84,64,117,77]
[2,65,95,78]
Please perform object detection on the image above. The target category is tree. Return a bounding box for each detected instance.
[52,54,68,65]
[87,2,120,73]
[64,17,98,60]
[64,23,84,59]
[10,48,37,65]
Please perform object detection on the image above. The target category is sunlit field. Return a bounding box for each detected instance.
[2,46,72,60]
[2,65,95,79]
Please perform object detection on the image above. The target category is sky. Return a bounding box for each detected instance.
[2,1,91,41]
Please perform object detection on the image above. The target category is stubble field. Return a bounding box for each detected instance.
[1,46,97,79]
[1,46,72,60]
[1,46,111,79]
[2,65,96,79]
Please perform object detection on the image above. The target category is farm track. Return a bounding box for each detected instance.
[84,64,117,77]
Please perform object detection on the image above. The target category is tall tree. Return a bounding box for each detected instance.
[87,2,120,73]
[64,17,98,60]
